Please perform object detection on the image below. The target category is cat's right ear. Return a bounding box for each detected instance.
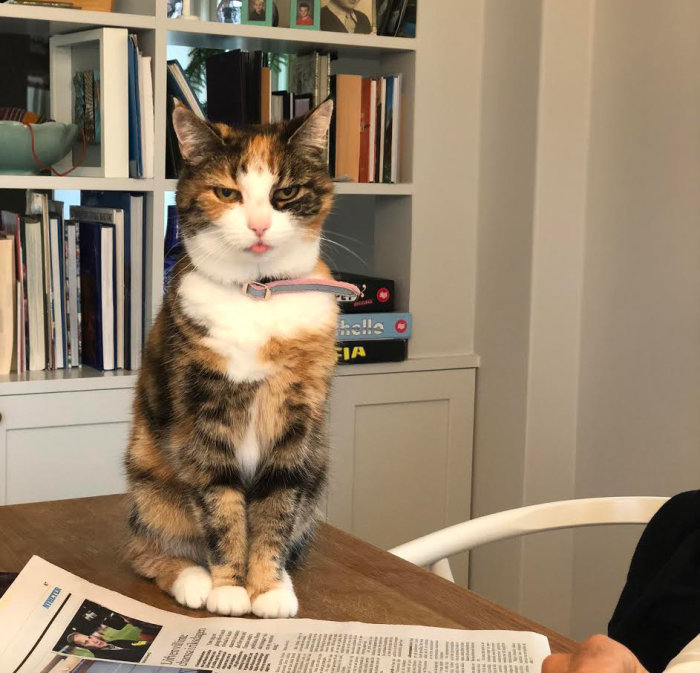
[172,102,223,166]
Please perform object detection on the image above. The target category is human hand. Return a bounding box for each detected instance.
[543,635,648,673]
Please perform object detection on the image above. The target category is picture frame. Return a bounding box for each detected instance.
[290,0,320,30]
[320,0,376,35]
[242,0,274,25]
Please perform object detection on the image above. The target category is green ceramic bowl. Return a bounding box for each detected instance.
[0,121,79,175]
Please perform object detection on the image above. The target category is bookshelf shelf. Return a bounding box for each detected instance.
[0,355,479,396]
[0,367,138,396]
[0,176,155,192]
[0,5,156,36]
[161,179,413,196]
[166,20,417,58]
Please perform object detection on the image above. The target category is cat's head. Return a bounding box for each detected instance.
[172,100,334,284]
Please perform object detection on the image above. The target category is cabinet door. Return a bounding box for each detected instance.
[0,388,133,505]
[328,369,475,583]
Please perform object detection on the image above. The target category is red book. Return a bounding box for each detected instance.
[359,78,372,183]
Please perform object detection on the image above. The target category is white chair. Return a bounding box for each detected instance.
[389,496,669,582]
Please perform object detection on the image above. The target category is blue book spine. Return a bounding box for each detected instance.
[82,191,132,370]
[129,36,143,177]
[336,312,411,341]
[78,222,104,370]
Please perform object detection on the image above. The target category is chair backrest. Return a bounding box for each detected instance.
[389,497,669,581]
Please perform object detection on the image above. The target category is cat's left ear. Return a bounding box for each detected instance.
[288,99,334,153]
[172,103,224,166]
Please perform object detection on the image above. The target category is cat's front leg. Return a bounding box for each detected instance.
[195,485,252,616]
[246,486,302,619]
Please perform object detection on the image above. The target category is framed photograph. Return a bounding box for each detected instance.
[291,0,320,30]
[242,0,274,25]
[320,0,376,35]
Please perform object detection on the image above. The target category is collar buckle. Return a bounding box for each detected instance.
[243,282,272,300]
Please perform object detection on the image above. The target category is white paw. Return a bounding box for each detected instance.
[172,566,212,609]
[251,574,298,618]
[206,585,251,616]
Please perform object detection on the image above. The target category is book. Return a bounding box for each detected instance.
[80,191,144,370]
[79,222,115,372]
[128,35,143,178]
[377,78,387,185]
[261,66,271,124]
[383,76,394,183]
[1,211,26,373]
[359,78,372,183]
[294,93,313,118]
[336,339,408,365]
[164,205,183,290]
[138,54,155,179]
[26,192,52,370]
[64,221,81,368]
[0,237,15,375]
[166,59,205,119]
[22,218,45,372]
[337,312,411,341]
[71,205,125,370]
[368,79,378,182]
[48,214,66,369]
[333,74,363,182]
[272,91,294,121]
[206,50,246,126]
[333,271,395,313]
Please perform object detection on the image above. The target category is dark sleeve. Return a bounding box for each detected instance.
[608,490,700,673]
[355,12,373,34]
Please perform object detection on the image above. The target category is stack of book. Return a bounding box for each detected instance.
[0,191,145,376]
[164,51,401,184]
[128,33,155,179]
[331,73,402,184]
[333,271,410,365]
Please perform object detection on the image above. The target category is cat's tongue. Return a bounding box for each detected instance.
[250,243,270,254]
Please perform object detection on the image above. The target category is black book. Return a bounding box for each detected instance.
[207,50,246,127]
[328,75,337,177]
[79,222,116,371]
[336,339,408,365]
[333,271,396,314]
[165,95,182,179]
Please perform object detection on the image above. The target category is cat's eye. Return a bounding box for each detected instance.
[274,186,301,201]
[213,187,242,203]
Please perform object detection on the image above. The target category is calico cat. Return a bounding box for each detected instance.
[125,101,339,618]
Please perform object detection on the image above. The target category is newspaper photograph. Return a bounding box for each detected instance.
[0,556,552,673]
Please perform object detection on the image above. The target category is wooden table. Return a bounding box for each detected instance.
[0,495,576,655]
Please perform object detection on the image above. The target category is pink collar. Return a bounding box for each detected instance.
[242,278,360,302]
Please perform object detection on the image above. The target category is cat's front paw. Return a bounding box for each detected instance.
[172,566,212,609]
[251,573,299,619]
[207,585,252,616]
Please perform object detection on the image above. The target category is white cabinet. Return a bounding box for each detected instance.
[0,387,132,504]
[327,368,475,583]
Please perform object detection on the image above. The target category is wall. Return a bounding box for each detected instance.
[470,0,542,611]
[472,0,700,639]
[572,0,700,639]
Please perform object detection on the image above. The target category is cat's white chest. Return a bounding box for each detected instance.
[179,270,336,382]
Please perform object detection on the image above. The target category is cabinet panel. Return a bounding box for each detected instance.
[328,369,475,583]
[7,422,129,504]
[0,387,132,504]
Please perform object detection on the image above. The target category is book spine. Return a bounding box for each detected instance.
[359,78,372,183]
[336,339,408,365]
[337,313,411,341]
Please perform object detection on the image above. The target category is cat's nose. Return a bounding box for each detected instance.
[248,220,270,238]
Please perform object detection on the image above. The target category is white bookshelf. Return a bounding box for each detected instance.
[0,2,479,556]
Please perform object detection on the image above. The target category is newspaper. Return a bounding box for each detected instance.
[0,556,551,673]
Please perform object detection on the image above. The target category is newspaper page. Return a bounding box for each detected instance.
[0,556,551,673]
